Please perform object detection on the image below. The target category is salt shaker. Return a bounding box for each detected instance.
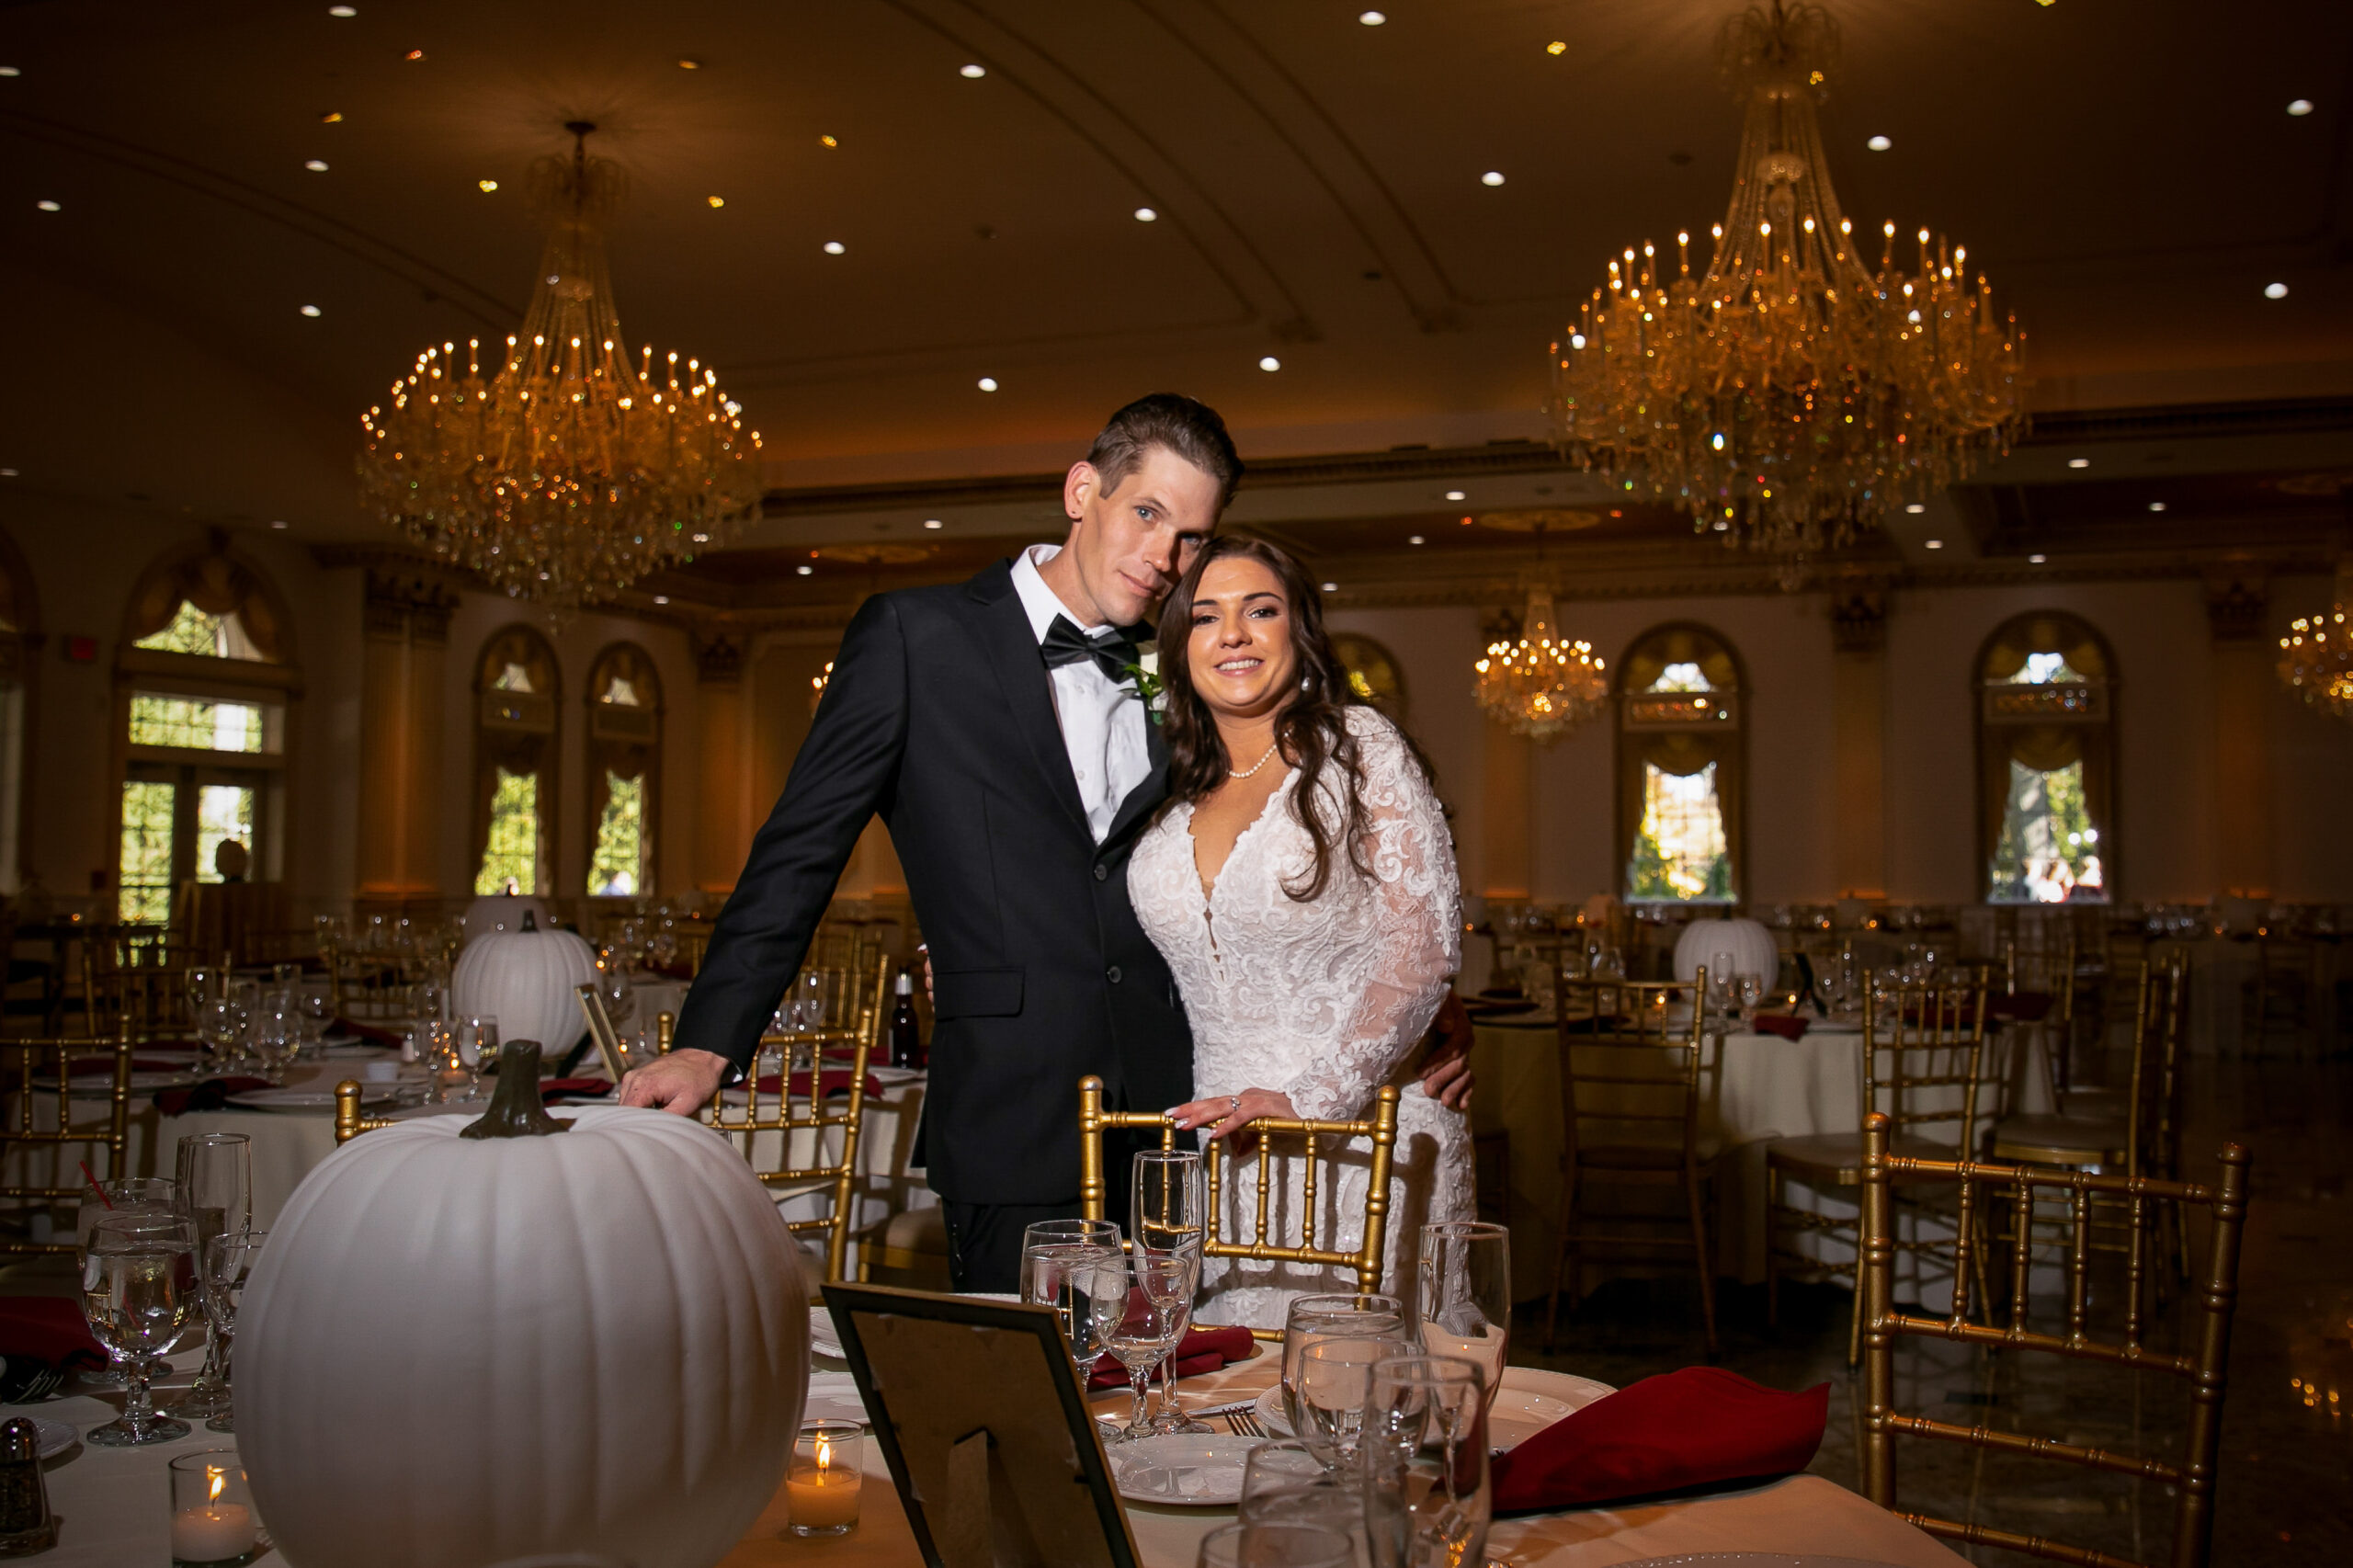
[0,1416,55,1555]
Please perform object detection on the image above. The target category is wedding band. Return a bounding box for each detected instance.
[1229,1095,1240,1112]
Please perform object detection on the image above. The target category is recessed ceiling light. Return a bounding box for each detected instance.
[1460,516,1473,526]
[0,66,22,77]
[35,199,59,212]
[304,159,329,172]
[0,468,18,477]
[1904,502,1926,514]
[2264,280,2288,299]
[653,595,669,605]
[923,518,944,529]
[820,134,838,148]
[300,304,322,316]
[796,564,814,575]
[977,376,998,392]
[1133,206,1157,222]
[1924,539,1944,550]
[1547,41,1566,55]
[823,240,845,255]
[677,58,702,70]
[2288,98,2314,116]
[404,49,424,61]
[1258,356,1281,372]
[329,5,357,15]
[1866,134,1893,152]
[320,110,342,123]
[1480,170,1506,187]
[690,532,710,543]
[2066,457,2091,469]
[269,519,290,530]
[2148,501,2167,512]
[1407,534,1426,545]
[1358,9,1386,23]
[478,178,498,192]
[1320,582,1339,593]
[960,62,986,78]
[707,195,725,209]
[2029,553,2048,563]
[1444,490,1466,501]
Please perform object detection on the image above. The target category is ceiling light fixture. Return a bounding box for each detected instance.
[1321,581,1339,592]
[706,195,724,209]
[1866,134,1892,151]
[1358,10,1386,24]
[1551,3,2022,565]
[1258,356,1281,372]
[2148,501,2166,512]
[823,240,845,255]
[797,564,814,575]
[2029,553,2047,563]
[923,518,943,529]
[478,179,498,192]
[404,49,424,61]
[677,58,701,70]
[35,199,59,212]
[2288,98,2314,116]
[0,469,16,478]
[1925,538,1943,549]
[1481,170,1506,186]
[1476,584,1608,738]
[321,110,343,123]
[300,304,322,316]
[2279,556,2353,722]
[1408,535,1426,545]
[329,5,356,15]
[2264,281,2288,299]
[304,159,329,172]
[960,62,985,78]
[270,519,290,529]
[1445,489,1467,501]
[820,134,838,147]
[357,122,760,613]
[1904,502,1926,513]
[2067,457,2090,469]
[1133,207,1157,222]
[977,376,998,392]
[653,595,669,605]
[0,67,17,78]
[1548,41,1567,55]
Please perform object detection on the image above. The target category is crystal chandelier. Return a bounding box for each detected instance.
[1474,585,1609,740]
[358,124,761,611]
[1549,1,2024,559]
[2279,558,2353,721]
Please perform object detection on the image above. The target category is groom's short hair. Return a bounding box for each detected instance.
[1086,393,1244,516]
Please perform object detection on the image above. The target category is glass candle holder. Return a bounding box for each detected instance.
[168,1451,260,1567]
[785,1420,863,1538]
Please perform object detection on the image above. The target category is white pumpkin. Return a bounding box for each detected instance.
[1673,914,1780,983]
[236,1100,808,1568]
[452,910,598,1055]
[462,893,551,941]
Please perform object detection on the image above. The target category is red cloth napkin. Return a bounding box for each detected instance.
[0,1296,107,1370]
[332,1017,404,1049]
[1492,1367,1827,1515]
[540,1078,613,1101]
[1751,1013,1810,1040]
[1989,991,2053,1023]
[755,1070,884,1099]
[1087,1323,1256,1389]
[153,1076,272,1116]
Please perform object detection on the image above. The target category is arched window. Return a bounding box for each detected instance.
[1617,624,1745,904]
[585,642,663,898]
[472,625,559,897]
[1977,612,2116,904]
[115,541,297,924]
[1331,632,1409,725]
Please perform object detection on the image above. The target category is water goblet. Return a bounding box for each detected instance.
[80,1211,200,1446]
[1280,1292,1405,1451]
[1103,1249,1194,1442]
[196,998,244,1074]
[1362,1353,1490,1568]
[1415,1221,1510,1412]
[1195,1522,1354,1568]
[457,1016,500,1100]
[1734,971,1767,1022]
[301,990,335,1046]
[1293,1336,1392,1472]
[1019,1219,1122,1389]
[197,1230,266,1434]
[186,966,223,1020]
[1238,1439,1366,1555]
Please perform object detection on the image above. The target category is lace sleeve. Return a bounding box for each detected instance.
[1283,718,1462,1122]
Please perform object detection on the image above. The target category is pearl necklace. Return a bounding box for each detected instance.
[1229,741,1282,779]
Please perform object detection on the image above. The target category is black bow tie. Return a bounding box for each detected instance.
[1040,615,1142,683]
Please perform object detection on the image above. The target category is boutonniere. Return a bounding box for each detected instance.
[1123,643,1166,725]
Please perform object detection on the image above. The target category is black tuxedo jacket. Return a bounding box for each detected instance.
[672,559,1194,1206]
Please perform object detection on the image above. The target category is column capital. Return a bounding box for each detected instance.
[2203,572,2268,642]
[693,632,745,685]
[1829,589,1888,655]
[363,566,460,643]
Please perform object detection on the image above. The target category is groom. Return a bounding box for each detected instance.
[623,393,1464,1290]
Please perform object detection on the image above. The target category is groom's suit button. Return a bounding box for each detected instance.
[1094,864,1108,882]
[1106,966,1123,984]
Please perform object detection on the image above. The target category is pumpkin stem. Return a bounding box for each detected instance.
[459,1040,570,1140]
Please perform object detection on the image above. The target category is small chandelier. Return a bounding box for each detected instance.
[2279,558,2353,721]
[358,122,761,611]
[1474,585,1608,740]
[1549,1,2023,559]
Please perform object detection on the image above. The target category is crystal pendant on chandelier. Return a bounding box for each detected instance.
[1548,1,2024,560]
[358,123,762,612]
[2279,556,2353,721]
[1474,585,1609,740]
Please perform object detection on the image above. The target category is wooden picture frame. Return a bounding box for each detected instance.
[819,1282,1139,1568]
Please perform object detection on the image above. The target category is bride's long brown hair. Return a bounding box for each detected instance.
[1155,537,1371,903]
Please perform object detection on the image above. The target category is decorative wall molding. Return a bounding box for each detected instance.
[2203,572,2270,642]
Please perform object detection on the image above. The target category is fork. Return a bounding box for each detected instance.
[1222,1407,1266,1437]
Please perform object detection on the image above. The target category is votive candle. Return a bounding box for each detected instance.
[168,1451,259,1566]
[786,1420,863,1537]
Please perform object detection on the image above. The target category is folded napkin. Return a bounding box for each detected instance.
[540,1078,613,1101]
[0,1296,108,1373]
[332,1017,404,1049]
[154,1075,272,1116]
[754,1069,885,1100]
[1988,990,2053,1023]
[1087,1322,1256,1389]
[1492,1367,1827,1515]
[1751,1013,1810,1040]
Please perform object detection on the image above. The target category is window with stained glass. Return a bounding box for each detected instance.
[1616,625,1745,904]
[476,768,541,896]
[1978,612,2115,904]
[589,772,645,896]
[585,642,661,899]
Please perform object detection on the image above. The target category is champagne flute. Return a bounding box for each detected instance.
[1131,1149,1209,1434]
[80,1211,200,1446]
[1415,1221,1511,1413]
[172,1133,250,1422]
[1019,1219,1122,1388]
[197,1230,267,1434]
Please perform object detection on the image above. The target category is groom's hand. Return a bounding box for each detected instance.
[1415,993,1475,1112]
[618,1047,730,1114]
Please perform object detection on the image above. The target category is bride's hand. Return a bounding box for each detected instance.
[1168,1087,1298,1142]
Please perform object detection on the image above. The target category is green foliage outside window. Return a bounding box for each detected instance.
[589,771,645,896]
[129,694,267,752]
[119,781,175,924]
[1627,761,1733,903]
[475,767,541,896]
[1989,759,2103,903]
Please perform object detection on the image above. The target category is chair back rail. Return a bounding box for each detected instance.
[0,1031,137,1251]
[1551,965,1709,1173]
[1860,1111,2250,1568]
[1863,966,1995,1149]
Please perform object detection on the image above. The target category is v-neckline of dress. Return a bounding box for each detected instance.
[1187,770,1295,908]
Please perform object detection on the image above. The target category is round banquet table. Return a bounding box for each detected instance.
[1470,1014,2055,1295]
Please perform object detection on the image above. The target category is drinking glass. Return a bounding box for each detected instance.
[1102,1249,1194,1442]
[1280,1292,1405,1454]
[1362,1354,1490,1568]
[80,1211,199,1446]
[411,980,447,1029]
[197,1230,266,1434]
[1415,1221,1510,1412]
[1293,1336,1392,1472]
[1238,1439,1367,1561]
[186,967,223,1020]
[1734,971,1767,1021]
[249,999,300,1085]
[424,1022,467,1104]
[1019,1219,1123,1387]
[457,1016,499,1099]
[1195,1521,1354,1568]
[173,1133,251,1422]
[301,990,335,1046]
[1131,1149,1209,1434]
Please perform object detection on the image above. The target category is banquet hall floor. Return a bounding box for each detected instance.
[1519,1052,2353,1567]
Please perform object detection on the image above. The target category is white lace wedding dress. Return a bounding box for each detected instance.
[1130,705,1470,1330]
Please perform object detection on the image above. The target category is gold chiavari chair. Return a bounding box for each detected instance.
[333,1080,398,1143]
[0,1030,137,1255]
[1859,1112,2250,1568]
[2002,926,2079,1104]
[1766,966,1996,1366]
[1076,1075,1401,1343]
[702,951,893,1283]
[1543,964,1718,1353]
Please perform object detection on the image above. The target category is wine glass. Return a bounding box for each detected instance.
[1280,1292,1405,1451]
[1195,1522,1354,1568]
[457,1016,500,1099]
[172,1133,251,1423]
[1292,1336,1391,1471]
[1363,1354,1491,1568]
[1733,971,1767,1023]
[1102,1249,1194,1443]
[185,966,223,1022]
[1239,1439,1367,1555]
[301,990,335,1047]
[1415,1221,1510,1412]
[1131,1149,1209,1434]
[196,998,244,1074]
[1019,1219,1122,1389]
[80,1211,200,1446]
[250,998,300,1085]
[198,1230,267,1434]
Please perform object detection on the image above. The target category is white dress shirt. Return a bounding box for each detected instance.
[1010,544,1153,843]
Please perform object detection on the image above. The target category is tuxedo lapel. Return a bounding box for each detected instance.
[1102,711,1169,850]
[960,562,1091,836]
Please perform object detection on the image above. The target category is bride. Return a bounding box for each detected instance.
[1130,536,1470,1330]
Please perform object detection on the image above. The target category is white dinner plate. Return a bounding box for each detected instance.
[810,1305,844,1358]
[224,1086,398,1111]
[29,1418,74,1460]
[869,1066,924,1086]
[1108,1433,1261,1506]
[320,1043,392,1059]
[1252,1372,1608,1448]
[803,1372,869,1425]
